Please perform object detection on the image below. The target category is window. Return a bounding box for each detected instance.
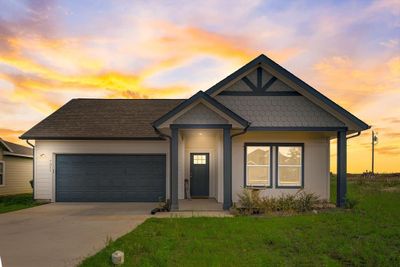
[277,146,303,187]
[245,145,271,187]
[0,161,4,186]
[193,155,206,165]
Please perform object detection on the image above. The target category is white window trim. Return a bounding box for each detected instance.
[0,160,5,186]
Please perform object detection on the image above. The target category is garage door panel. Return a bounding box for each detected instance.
[56,154,166,202]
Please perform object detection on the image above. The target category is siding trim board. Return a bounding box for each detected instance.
[248,127,348,131]
[218,91,300,96]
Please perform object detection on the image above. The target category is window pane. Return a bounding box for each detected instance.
[193,155,206,165]
[278,147,301,165]
[247,166,269,186]
[278,146,302,187]
[278,166,301,186]
[247,146,270,165]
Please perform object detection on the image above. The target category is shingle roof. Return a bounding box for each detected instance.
[20,99,184,140]
[1,139,33,157]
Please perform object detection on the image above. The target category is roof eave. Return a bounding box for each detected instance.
[19,136,166,141]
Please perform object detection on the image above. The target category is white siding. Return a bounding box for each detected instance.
[34,140,169,201]
[232,131,330,202]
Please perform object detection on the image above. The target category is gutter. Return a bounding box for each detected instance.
[231,122,251,139]
[26,140,35,200]
[346,131,361,139]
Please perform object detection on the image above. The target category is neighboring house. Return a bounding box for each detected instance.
[20,54,369,210]
[0,138,33,196]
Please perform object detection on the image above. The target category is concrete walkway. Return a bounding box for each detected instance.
[0,203,157,267]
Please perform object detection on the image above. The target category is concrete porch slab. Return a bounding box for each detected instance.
[178,198,223,211]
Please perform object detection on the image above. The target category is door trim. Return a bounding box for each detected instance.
[190,152,210,198]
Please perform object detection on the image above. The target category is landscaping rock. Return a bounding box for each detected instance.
[111,250,124,265]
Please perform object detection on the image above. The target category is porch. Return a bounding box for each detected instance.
[171,125,231,211]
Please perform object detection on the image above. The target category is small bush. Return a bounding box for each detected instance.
[236,189,321,215]
[237,189,262,215]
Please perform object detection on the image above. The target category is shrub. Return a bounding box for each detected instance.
[236,189,321,215]
[295,191,319,212]
[237,189,262,215]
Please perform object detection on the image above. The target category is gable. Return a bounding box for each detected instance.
[206,54,369,131]
[217,66,297,96]
[153,91,248,128]
[173,103,228,124]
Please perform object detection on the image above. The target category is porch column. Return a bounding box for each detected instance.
[170,127,179,210]
[337,130,347,207]
[223,126,232,210]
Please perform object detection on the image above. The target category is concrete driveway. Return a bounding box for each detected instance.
[0,203,157,267]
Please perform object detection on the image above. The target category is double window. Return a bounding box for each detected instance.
[245,144,303,188]
[0,161,4,186]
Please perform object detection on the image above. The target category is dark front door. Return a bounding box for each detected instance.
[190,153,209,198]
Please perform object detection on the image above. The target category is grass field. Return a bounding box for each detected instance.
[0,193,43,214]
[80,174,400,267]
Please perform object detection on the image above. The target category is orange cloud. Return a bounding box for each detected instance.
[314,56,400,109]
[0,128,26,145]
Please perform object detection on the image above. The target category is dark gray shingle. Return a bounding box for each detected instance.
[21,99,184,139]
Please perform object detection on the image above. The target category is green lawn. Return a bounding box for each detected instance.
[80,175,400,267]
[0,193,44,214]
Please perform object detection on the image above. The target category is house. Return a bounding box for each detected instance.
[20,54,369,210]
[0,138,33,196]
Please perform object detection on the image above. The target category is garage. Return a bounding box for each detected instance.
[55,154,166,202]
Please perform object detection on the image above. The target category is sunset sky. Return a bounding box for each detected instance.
[0,0,399,173]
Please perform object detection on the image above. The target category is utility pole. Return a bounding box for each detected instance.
[372,131,378,174]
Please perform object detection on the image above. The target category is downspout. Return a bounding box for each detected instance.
[346,131,361,139]
[26,140,35,200]
[152,125,172,210]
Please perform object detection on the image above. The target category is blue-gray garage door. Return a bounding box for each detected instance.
[56,154,166,202]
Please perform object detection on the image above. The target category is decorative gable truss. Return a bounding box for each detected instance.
[220,67,298,96]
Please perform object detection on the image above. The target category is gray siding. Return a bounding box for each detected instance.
[216,95,345,127]
[225,79,252,92]
[173,103,228,124]
[268,80,295,92]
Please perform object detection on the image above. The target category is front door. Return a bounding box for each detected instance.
[190,153,209,198]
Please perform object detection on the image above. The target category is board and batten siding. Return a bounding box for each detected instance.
[34,140,170,201]
[0,155,33,196]
[231,131,330,202]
